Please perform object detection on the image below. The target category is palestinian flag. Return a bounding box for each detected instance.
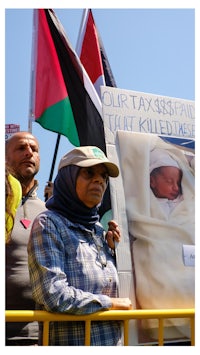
[76,9,116,98]
[30,9,105,152]
[75,9,117,218]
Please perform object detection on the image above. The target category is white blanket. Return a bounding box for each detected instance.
[117,131,195,340]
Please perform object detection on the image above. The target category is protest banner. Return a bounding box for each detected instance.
[101,86,195,345]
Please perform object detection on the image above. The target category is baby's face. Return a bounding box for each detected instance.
[150,166,182,200]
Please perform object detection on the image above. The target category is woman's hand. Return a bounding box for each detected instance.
[110,297,132,310]
[44,181,53,200]
[105,220,121,250]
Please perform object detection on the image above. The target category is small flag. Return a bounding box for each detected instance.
[76,9,117,218]
[76,9,116,98]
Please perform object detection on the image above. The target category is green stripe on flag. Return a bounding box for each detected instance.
[36,97,80,146]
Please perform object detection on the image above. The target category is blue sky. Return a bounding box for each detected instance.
[4,3,197,200]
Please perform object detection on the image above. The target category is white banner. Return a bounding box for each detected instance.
[101,86,195,143]
[101,86,195,345]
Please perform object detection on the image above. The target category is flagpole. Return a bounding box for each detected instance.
[28,9,37,133]
[75,9,88,54]
[28,117,33,133]
[44,133,61,201]
[48,134,61,181]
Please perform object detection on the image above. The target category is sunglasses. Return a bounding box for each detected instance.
[79,167,109,184]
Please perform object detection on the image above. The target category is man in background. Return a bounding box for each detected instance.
[5,131,45,345]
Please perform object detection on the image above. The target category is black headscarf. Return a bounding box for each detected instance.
[46,165,100,229]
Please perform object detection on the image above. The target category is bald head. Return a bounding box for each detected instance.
[6,131,40,189]
[6,131,39,152]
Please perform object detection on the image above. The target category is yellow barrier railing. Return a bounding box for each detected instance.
[6,308,195,346]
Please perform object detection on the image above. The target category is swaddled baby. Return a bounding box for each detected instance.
[150,149,183,217]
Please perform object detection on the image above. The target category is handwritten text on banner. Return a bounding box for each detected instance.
[101,87,195,138]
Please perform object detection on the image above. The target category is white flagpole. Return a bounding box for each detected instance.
[75,9,89,55]
[28,9,37,133]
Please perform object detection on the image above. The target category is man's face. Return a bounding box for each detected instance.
[6,133,40,182]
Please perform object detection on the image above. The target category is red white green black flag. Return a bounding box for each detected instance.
[30,9,105,151]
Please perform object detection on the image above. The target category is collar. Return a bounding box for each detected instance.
[21,180,38,205]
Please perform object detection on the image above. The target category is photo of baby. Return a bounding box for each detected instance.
[116,130,195,343]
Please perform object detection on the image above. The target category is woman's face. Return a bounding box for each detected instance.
[150,166,182,200]
[76,164,109,208]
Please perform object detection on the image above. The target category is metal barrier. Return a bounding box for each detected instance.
[6,308,195,346]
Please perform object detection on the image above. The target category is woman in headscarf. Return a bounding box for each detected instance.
[28,146,132,346]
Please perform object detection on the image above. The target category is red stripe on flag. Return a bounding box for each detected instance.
[34,10,67,118]
[76,9,105,97]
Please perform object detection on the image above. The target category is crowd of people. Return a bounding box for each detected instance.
[5,131,195,346]
[5,133,132,346]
